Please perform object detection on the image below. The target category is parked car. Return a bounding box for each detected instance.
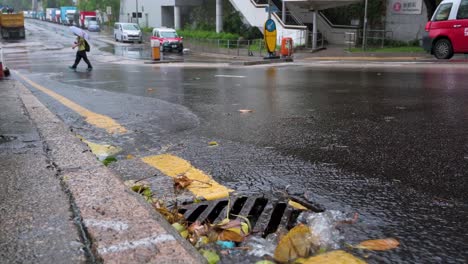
[88,20,100,32]
[423,0,468,59]
[114,22,142,43]
[151,28,183,52]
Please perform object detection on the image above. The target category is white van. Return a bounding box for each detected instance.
[114,22,142,43]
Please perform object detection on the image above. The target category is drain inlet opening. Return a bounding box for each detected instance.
[247,198,268,228]
[262,203,287,238]
[229,197,248,219]
[204,200,228,224]
[186,204,208,224]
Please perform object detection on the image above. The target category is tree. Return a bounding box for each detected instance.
[0,0,31,10]
[77,0,120,21]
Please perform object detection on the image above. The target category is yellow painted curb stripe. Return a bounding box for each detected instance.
[15,72,128,134]
[141,154,233,200]
[305,56,423,61]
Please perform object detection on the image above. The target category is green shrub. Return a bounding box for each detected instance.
[141,27,153,33]
[177,29,240,40]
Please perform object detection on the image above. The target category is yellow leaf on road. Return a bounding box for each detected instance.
[299,250,366,264]
[274,224,316,263]
[355,238,400,251]
[288,200,308,210]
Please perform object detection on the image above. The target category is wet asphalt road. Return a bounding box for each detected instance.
[3,19,468,263]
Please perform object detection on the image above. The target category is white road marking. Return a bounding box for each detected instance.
[84,219,129,231]
[215,74,246,78]
[98,234,176,254]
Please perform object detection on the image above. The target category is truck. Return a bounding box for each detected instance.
[79,11,96,29]
[60,6,77,26]
[0,13,25,39]
[45,8,54,21]
[51,9,60,23]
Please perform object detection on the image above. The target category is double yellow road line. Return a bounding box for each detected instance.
[16,72,231,200]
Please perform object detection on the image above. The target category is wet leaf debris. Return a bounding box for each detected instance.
[123,182,401,264]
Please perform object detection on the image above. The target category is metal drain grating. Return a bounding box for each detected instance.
[179,196,324,237]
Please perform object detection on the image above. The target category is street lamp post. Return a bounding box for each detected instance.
[136,0,139,25]
[362,0,368,50]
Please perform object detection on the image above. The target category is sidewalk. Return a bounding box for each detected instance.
[293,45,433,61]
[0,78,206,264]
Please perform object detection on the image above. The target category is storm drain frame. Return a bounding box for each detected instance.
[179,196,323,237]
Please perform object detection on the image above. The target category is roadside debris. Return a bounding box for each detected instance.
[209,141,219,147]
[354,238,400,251]
[296,250,366,264]
[124,180,400,263]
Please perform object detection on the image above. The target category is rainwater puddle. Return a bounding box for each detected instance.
[100,45,151,60]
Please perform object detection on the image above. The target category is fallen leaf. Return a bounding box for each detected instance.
[200,249,220,264]
[209,141,219,146]
[288,200,308,210]
[126,154,135,160]
[274,224,316,263]
[172,223,186,233]
[174,175,193,190]
[239,109,253,113]
[188,221,210,237]
[300,250,366,264]
[355,238,400,251]
[151,201,185,224]
[215,219,242,230]
[218,229,245,242]
[255,261,275,264]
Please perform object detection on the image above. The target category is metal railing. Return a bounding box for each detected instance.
[358,29,394,49]
[184,39,267,57]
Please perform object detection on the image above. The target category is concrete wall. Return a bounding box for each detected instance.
[161,6,174,28]
[121,0,202,28]
[385,1,428,42]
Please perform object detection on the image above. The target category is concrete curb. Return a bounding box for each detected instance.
[15,78,206,264]
[230,57,294,66]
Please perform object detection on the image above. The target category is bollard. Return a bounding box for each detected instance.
[280,37,293,58]
[150,38,161,61]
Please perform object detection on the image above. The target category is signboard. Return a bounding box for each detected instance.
[106,6,112,15]
[390,0,422,14]
[264,19,277,53]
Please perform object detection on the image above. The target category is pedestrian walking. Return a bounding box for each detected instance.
[69,34,92,71]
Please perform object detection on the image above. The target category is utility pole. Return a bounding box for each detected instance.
[136,0,139,25]
[362,0,368,50]
[268,0,272,20]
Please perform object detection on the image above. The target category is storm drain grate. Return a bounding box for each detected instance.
[179,196,323,237]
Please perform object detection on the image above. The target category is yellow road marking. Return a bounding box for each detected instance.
[304,56,423,61]
[142,154,233,200]
[15,72,128,134]
[76,135,122,161]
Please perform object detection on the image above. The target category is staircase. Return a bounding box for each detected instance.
[228,0,308,46]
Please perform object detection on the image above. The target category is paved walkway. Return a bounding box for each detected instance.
[0,78,205,263]
[0,79,86,264]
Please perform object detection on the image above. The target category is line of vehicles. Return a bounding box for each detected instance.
[24,7,98,30]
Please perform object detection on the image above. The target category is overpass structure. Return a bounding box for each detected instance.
[120,0,361,49]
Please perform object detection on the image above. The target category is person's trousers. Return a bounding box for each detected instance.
[72,50,92,68]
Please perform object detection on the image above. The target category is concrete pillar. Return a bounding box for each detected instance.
[282,1,286,24]
[312,10,317,50]
[174,6,181,30]
[216,0,223,33]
